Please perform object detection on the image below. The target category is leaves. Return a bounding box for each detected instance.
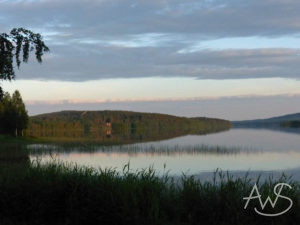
[0,90,29,135]
[0,27,49,82]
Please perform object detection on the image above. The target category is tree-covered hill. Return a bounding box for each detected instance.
[233,113,300,128]
[281,120,300,128]
[25,110,231,143]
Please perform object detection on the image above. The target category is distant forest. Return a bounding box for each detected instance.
[25,111,231,143]
[233,113,300,129]
[281,120,300,128]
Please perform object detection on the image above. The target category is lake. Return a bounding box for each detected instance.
[28,128,300,180]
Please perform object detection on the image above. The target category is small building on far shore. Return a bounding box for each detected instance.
[106,118,111,127]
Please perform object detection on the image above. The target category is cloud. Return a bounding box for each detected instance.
[25,94,300,120]
[2,0,300,37]
[25,93,300,106]
[1,0,300,81]
[14,46,300,80]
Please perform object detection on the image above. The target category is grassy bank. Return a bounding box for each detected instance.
[0,162,299,225]
[0,134,44,144]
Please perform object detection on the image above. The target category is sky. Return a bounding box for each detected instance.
[1,0,300,120]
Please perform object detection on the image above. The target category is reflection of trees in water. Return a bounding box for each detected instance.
[0,144,30,173]
[28,142,261,156]
[25,127,230,145]
[25,111,231,144]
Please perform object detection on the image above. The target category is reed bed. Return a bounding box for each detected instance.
[0,161,299,225]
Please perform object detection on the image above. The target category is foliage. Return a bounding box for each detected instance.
[0,161,299,225]
[25,110,232,142]
[0,90,29,136]
[0,28,49,99]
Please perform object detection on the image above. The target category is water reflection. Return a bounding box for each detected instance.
[0,143,30,175]
[28,143,260,155]
[29,128,300,177]
[30,151,300,175]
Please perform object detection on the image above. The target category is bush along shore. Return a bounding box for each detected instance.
[0,162,299,225]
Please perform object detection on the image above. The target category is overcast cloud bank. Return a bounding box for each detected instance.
[1,0,300,81]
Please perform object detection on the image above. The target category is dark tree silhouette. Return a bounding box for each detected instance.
[0,91,28,136]
[0,28,49,99]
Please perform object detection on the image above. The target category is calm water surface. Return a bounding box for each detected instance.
[29,128,300,177]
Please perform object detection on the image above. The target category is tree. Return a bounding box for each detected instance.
[0,92,14,134]
[0,28,48,136]
[0,28,49,99]
[12,90,29,136]
[0,91,28,136]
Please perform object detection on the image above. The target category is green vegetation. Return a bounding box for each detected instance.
[0,90,29,136]
[0,28,49,98]
[1,28,48,137]
[0,133,298,225]
[0,161,299,225]
[25,110,231,143]
[281,120,300,128]
[0,134,37,143]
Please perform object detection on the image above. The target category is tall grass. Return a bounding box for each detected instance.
[0,161,299,225]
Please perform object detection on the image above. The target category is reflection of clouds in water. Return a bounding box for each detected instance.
[28,129,300,176]
[190,168,300,183]
[28,128,300,154]
[151,129,300,152]
[30,150,300,176]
